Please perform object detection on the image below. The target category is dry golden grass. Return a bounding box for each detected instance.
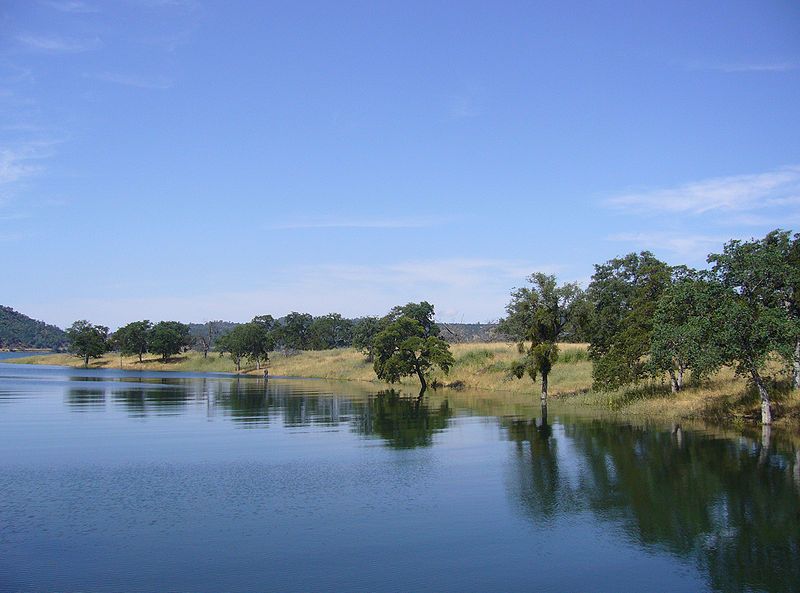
[8,342,799,427]
[9,351,241,373]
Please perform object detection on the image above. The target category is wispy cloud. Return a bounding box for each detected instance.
[0,144,53,185]
[41,0,99,13]
[688,60,798,73]
[16,34,102,53]
[448,95,480,119]
[608,232,726,258]
[29,258,564,327]
[85,71,173,89]
[267,218,440,230]
[605,166,800,215]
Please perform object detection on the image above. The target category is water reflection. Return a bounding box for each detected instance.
[358,390,452,449]
[504,416,800,593]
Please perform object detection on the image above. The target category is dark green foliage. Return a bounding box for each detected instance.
[352,316,382,361]
[148,321,192,362]
[65,320,110,367]
[497,273,586,404]
[384,301,440,338]
[373,304,454,392]
[709,233,796,424]
[216,320,274,371]
[650,273,726,392]
[113,320,152,362]
[587,251,672,391]
[0,305,67,350]
[188,320,238,353]
[277,312,314,350]
[309,313,354,349]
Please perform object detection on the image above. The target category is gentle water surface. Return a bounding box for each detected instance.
[0,360,798,592]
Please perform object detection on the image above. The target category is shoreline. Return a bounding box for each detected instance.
[4,344,799,430]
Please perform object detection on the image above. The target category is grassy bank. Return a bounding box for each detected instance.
[7,343,799,427]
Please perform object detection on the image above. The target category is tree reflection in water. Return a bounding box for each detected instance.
[505,415,800,592]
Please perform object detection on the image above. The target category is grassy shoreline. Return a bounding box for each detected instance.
[7,342,799,429]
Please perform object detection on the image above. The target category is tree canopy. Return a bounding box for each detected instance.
[66,320,110,367]
[587,251,672,391]
[372,303,454,393]
[149,321,192,362]
[113,320,152,362]
[497,273,587,405]
[708,234,796,424]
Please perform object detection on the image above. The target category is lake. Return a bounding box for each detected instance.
[0,358,798,593]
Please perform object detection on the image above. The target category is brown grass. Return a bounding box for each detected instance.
[7,343,799,428]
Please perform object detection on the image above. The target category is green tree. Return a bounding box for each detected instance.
[587,251,672,391]
[216,329,247,371]
[309,313,354,349]
[278,312,314,350]
[217,321,275,371]
[352,316,382,361]
[384,301,440,337]
[66,320,110,367]
[114,320,152,363]
[497,273,586,405]
[709,235,795,424]
[372,305,454,393]
[650,273,726,392]
[148,321,192,362]
[754,230,800,389]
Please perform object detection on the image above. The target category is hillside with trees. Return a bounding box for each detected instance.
[0,306,67,350]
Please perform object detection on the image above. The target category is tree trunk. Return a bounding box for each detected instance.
[793,339,800,390]
[83,353,89,368]
[138,350,143,363]
[256,358,260,370]
[677,365,685,390]
[416,368,427,394]
[751,369,772,425]
[669,369,678,394]
[540,371,548,406]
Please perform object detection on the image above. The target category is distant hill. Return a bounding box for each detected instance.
[0,306,68,350]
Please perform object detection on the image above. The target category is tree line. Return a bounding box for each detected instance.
[497,229,799,425]
[65,228,798,424]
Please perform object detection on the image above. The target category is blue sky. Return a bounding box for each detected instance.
[1,1,799,328]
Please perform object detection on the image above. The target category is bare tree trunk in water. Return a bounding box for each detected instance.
[671,423,683,447]
[794,339,800,390]
[751,369,772,425]
[758,423,772,466]
[669,369,678,394]
[540,372,548,407]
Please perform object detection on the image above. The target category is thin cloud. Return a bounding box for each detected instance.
[605,166,800,215]
[29,258,566,327]
[16,34,102,53]
[85,72,173,89]
[608,232,726,258]
[687,59,798,73]
[268,218,439,230]
[41,1,99,13]
[448,96,480,119]
[0,143,57,185]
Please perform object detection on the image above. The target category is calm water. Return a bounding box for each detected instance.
[0,358,798,593]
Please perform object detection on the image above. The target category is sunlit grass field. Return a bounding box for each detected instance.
[9,342,799,426]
